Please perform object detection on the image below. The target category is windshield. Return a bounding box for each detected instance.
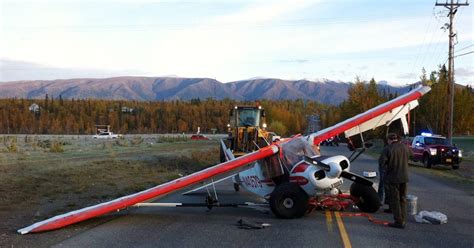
[280,137,317,170]
[237,109,260,126]
[424,137,449,145]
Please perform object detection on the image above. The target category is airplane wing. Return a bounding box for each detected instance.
[18,144,279,234]
[307,85,431,145]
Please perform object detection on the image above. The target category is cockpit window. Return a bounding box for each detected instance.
[280,137,316,170]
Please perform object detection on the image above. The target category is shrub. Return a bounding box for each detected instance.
[130,136,144,146]
[3,136,18,153]
[50,141,64,153]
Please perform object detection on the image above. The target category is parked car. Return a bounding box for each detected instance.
[320,136,339,146]
[407,133,462,169]
[93,132,121,139]
[191,134,210,140]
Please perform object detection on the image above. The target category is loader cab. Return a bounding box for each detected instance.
[229,106,265,128]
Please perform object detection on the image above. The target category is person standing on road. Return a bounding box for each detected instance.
[379,133,412,229]
[378,141,389,209]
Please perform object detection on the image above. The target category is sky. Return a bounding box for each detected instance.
[0,0,472,85]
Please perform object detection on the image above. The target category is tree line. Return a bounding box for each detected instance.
[0,66,472,136]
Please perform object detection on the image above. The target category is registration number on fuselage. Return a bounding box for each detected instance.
[242,175,262,188]
[330,180,343,189]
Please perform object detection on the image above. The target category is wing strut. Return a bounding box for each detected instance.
[348,131,368,162]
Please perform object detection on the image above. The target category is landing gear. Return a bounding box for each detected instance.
[269,183,309,218]
[233,183,240,192]
[350,183,380,213]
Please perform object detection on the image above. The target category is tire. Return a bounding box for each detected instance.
[453,164,459,170]
[270,183,309,218]
[423,154,432,168]
[350,183,380,213]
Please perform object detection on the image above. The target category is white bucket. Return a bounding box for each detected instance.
[407,195,418,215]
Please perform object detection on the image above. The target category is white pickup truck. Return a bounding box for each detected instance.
[93,132,121,139]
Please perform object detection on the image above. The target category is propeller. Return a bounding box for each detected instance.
[303,155,373,186]
[303,155,341,178]
[303,155,330,171]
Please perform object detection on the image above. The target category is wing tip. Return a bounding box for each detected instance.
[419,85,431,95]
[17,227,31,235]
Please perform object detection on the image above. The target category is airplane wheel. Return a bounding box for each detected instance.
[350,183,380,213]
[270,183,309,219]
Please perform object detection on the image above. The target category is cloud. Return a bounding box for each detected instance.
[278,59,309,64]
[397,72,418,79]
[210,0,316,25]
[456,67,474,77]
[0,59,144,82]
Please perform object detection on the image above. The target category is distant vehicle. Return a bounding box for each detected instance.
[223,105,276,160]
[93,132,121,139]
[408,133,462,169]
[321,136,339,146]
[191,134,210,140]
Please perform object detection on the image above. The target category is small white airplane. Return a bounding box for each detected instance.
[18,85,431,234]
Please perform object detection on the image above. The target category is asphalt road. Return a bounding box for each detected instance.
[45,145,474,247]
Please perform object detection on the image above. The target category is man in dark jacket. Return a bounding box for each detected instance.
[378,142,389,209]
[379,133,412,228]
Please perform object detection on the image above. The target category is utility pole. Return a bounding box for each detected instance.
[435,0,469,144]
[306,114,320,135]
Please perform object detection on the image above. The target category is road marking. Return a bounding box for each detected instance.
[325,210,333,232]
[335,211,352,248]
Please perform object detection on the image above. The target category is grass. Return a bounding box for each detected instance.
[409,163,474,184]
[0,135,221,227]
[453,136,474,162]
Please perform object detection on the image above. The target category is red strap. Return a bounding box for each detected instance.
[339,212,390,226]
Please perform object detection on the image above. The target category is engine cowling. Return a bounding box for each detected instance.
[294,155,350,196]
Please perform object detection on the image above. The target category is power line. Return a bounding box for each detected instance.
[414,8,450,76]
[455,44,474,53]
[410,7,436,75]
[454,51,474,58]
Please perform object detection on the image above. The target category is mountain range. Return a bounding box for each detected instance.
[0,77,413,105]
